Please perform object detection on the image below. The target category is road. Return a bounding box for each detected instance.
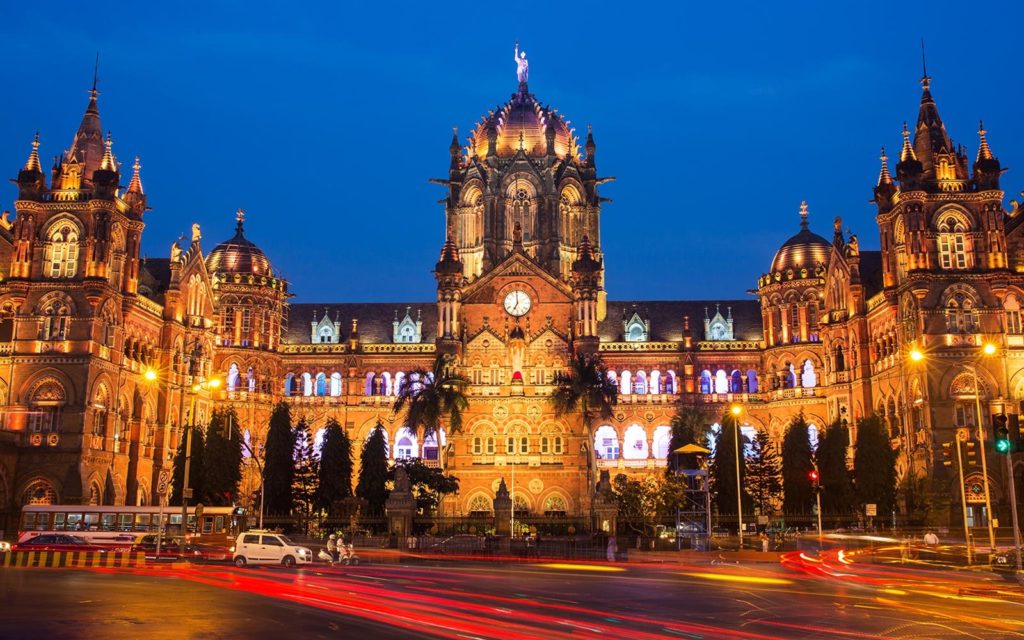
[1,551,1023,639]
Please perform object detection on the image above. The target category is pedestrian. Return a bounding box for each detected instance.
[326,533,339,563]
[923,530,939,546]
[606,535,617,562]
[760,531,769,553]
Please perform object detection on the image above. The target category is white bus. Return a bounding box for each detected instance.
[18,505,242,548]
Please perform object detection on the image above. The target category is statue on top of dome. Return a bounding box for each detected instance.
[514,41,529,85]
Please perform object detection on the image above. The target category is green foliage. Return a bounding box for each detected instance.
[200,409,243,506]
[356,421,390,515]
[393,354,470,439]
[816,420,854,517]
[745,430,782,516]
[262,402,296,516]
[389,458,460,515]
[781,414,815,515]
[667,407,709,471]
[292,419,319,519]
[316,419,353,513]
[550,352,618,432]
[900,474,949,528]
[709,414,748,515]
[853,414,897,515]
[169,426,205,507]
[612,473,661,536]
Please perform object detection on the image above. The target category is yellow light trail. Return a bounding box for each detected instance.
[679,572,793,586]
[536,563,626,573]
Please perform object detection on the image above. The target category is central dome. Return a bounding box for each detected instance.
[770,203,831,273]
[206,210,273,277]
[470,86,577,159]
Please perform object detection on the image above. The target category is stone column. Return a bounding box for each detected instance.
[592,470,617,534]
[385,466,415,548]
[493,478,512,538]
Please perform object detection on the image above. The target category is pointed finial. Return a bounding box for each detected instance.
[92,52,100,94]
[99,132,115,171]
[900,121,916,162]
[920,39,930,90]
[235,208,246,232]
[799,201,809,230]
[518,130,525,152]
[24,132,42,172]
[977,120,993,161]
[877,146,892,185]
[126,156,144,194]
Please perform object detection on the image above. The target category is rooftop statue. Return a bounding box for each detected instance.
[514,41,528,84]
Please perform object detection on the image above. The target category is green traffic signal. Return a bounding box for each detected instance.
[996,437,1012,454]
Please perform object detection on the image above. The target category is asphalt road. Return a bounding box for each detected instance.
[1,551,1023,639]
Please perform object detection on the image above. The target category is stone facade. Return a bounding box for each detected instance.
[1,66,1022,532]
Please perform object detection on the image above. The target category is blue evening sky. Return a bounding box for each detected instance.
[1,1,1021,303]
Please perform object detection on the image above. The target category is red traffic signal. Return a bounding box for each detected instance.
[808,470,819,482]
[941,442,953,467]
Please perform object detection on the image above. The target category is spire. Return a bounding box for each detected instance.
[126,156,144,194]
[585,124,595,165]
[920,38,930,91]
[572,234,601,274]
[99,132,115,171]
[235,208,246,234]
[899,122,916,162]
[976,120,993,161]
[877,147,892,185]
[913,66,954,167]
[67,69,105,179]
[24,132,41,172]
[436,235,462,274]
[799,200,809,231]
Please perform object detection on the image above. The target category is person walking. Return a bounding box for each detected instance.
[606,535,617,562]
[760,531,769,553]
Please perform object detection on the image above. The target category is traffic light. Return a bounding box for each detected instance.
[1009,414,1022,451]
[941,442,953,467]
[808,469,820,492]
[965,441,977,466]
[993,413,1011,454]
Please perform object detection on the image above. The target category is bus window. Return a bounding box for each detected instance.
[187,515,196,532]
[214,516,224,533]
[54,513,66,531]
[84,513,99,530]
[119,514,132,531]
[23,512,36,529]
[66,514,83,531]
[101,514,116,530]
[202,517,213,534]
[134,514,151,531]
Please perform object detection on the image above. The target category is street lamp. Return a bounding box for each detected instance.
[729,404,744,546]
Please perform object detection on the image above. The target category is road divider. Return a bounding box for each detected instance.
[1,550,145,569]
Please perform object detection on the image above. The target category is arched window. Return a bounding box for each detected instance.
[945,292,980,334]
[623,424,648,459]
[789,304,801,343]
[396,428,417,460]
[467,494,492,516]
[937,216,968,270]
[594,425,619,460]
[28,378,66,433]
[301,373,313,397]
[714,369,728,395]
[784,363,797,389]
[315,373,327,397]
[364,372,376,396]
[39,297,71,341]
[543,494,568,516]
[653,425,672,459]
[423,429,444,461]
[746,369,759,393]
[247,367,256,392]
[650,370,661,394]
[834,345,846,372]
[393,372,405,397]
[330,372,342,397]
[699,370,712,395]
[45,222,80,279]
[730,370,743,394]
[633,371,648,395]
[1006,295,1022,335]
[381,372,393,397]
[607,370,618,388]
[284,373,295,397]
[808,423,819,452]
[666,370,677,394]
[801,360,817,388]
[226,363,240,391]
[807,304,819,342]
[22,479,57,506]
[619,370,632,396]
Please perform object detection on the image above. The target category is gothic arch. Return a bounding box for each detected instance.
[20,369,75,406]
[540,488,573,514]
[931,204,974,231]
[39,213,85,240]
[17,475,61,506]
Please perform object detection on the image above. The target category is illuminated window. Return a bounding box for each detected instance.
[540,437,549,454]
[486,437,495,455]
[937,217,968,270]
[473,437,482,455]
[45,222,79,279]
[506,436,515,455]
[553,436,564,454]
[801,360,817,388]
[1006,295,1022,334]
[39,298,71,341]
[714,369,728,394]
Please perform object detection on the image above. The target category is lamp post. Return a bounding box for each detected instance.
[965,343,998,555]
[180,377,221,539]
[730,405,744,547]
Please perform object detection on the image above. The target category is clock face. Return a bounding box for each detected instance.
[503,290,532,317]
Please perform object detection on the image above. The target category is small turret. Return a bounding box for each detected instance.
[123,156,146,213]
[895,121,923,186]
[873,147,897,207]
[972,120,1001,190]
[584,124,596,167]
[91,132,119,197]
[16,133,46,196]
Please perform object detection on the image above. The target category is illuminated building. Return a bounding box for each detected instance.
[0,61,1020,532]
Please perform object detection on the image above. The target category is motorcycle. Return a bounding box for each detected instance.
[340,543,360,566]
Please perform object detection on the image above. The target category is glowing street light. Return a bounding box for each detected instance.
[909,348,924,363]
[144,368,158,382]
[729,404,744,546]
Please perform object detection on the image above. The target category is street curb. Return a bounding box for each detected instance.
[0,551,146,569]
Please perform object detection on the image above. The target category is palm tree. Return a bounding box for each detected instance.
[550,352,618,435]
[393,354,470,444]
[668,407,710,471]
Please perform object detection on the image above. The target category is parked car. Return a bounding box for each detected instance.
[12,534,106,553]
[231,530,312,567]
[427,534,486,554]
[130,534,186,559]
[993,548,1024,582]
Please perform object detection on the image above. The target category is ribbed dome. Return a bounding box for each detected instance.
[206,211,273,277]
[770,203,830,273]
[471,86,577,159]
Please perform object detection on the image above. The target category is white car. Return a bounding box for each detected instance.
[231,530,312,568]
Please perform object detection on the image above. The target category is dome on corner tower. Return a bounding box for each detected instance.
[206,209,274,277]
[770,202,830,273]
[470,84,578,160]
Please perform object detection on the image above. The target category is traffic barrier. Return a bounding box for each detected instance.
[0,550,145,568]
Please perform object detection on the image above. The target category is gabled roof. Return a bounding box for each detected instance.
[285,302,435,345]
[599,300,762,343]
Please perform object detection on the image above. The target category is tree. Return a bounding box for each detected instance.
[292,419,319,521]
[262,402,296,517]
[201,408,243,506]
[389,458,460,515]
[667,407,709,471]
[816,419,854,518]
[781,414,815,515]
[169,426,205,507]
[550,352,618,435]
[316,418,353,513]
[393,354,470,441]
[853,414,897,516]
[613,473,661,537]
[745,430,782,516]
[356,421,390,515]
[709,413,748,516]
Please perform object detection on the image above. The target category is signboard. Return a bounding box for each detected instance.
[956,428,970,442]
[757,515,768,525]
[865,503,877,517]
[183,488,193,499]
[156,470,171,496]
